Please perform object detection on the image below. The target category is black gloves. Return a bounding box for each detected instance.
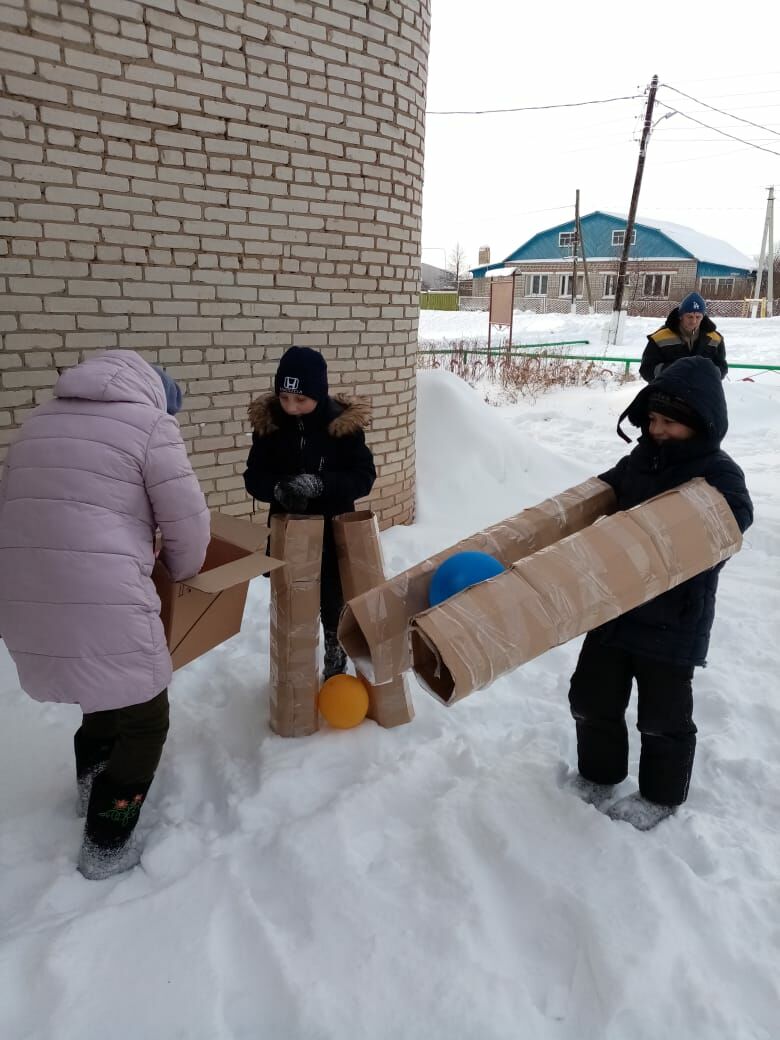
[273,474,324,513]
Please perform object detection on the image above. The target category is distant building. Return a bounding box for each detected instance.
[468,211,755,315]
[421,262,456,291]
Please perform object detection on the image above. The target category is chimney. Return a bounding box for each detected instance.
[478,245,490,265]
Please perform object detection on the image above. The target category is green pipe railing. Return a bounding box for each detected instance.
[419,345,780,377]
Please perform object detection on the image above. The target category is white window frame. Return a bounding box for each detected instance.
[700,277,735,297]
[527,273,548,297]
[642,272,672,298]
[612,229,636,247]
[602,273,631,299]
[559,273,584,298]
[558,231,576,250]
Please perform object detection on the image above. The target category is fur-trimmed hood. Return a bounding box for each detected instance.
[248,393,371,438]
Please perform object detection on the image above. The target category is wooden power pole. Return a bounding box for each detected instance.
[608,75,659,342]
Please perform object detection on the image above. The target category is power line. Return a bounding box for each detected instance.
[661,83,780,137]
[425,94,642,116]
[655,100,780,157]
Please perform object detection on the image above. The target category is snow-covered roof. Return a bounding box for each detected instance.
[602,211,754,269]
[484,266,517,278]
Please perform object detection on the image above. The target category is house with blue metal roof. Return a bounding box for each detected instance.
[469,211,755,315]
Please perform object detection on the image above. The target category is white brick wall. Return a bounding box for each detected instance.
[1,0,430,528]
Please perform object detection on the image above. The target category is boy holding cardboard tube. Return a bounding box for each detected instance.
[568,356,752,829]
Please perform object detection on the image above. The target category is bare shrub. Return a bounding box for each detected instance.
[417,339,626,402]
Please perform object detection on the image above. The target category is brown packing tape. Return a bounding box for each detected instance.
[333,510,386,603]
[410,479,742,705]
[411,568,559,704]
[269,514,324,737]
[514,513,669,645]
[338,477,617,685]
[332,511,414,728]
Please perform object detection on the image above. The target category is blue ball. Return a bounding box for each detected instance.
[428,551,505,608]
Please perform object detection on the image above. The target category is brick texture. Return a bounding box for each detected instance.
[0,0,431,529]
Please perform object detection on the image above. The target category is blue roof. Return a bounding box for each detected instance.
[471,211,754,277]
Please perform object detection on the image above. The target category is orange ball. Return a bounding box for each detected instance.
[318,674,369,729]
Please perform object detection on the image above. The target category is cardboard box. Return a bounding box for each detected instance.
[333,510,414,729]
[153,511,285,671]
[410,479,742,705]
[269,514,324,737]
[337,476,616,685]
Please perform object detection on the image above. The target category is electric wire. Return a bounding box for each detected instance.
[655,101,780,157]
[661,83,780,137]
[425,94,642,115]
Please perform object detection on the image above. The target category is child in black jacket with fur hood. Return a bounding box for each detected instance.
[243,347,376,679]
[568,356,752,830]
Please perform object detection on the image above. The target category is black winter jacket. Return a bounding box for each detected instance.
[640,307,727,382]
[593,356,752,667]
[243,393,376,521]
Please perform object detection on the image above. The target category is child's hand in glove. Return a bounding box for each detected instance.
[284,474,324,499]
[273,474,323,512]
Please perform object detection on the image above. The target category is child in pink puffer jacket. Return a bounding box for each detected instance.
[0,350,210,879]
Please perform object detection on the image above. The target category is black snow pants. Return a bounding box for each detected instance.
[568,632,697,806]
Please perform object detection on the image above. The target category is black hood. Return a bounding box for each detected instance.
[617,355,728,444]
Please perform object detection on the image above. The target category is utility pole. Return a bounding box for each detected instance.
[752,187,774,318]
[607,75,659,344]
[768,186,774,317]
[570,189,579,314]
[575,189,594,312]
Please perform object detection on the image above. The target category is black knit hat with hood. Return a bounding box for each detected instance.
[616,355,727,445]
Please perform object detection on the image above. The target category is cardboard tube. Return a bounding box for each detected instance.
[269,514,324,737]
[333,511,414,728]
[338,477,617,685]
[410,479,742,705]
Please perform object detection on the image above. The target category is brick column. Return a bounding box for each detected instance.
[0,0,431,528]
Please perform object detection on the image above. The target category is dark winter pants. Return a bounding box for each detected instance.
[320,526,344,632]
[77,689,170,787]
[568,633,697,806]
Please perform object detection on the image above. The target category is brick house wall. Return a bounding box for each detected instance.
[464,259,752,316]
[0,0,431,529]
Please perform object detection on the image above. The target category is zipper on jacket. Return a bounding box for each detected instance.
[298,419,305,454]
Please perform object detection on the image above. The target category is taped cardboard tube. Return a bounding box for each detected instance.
[338,476,617,685]
[410,479,742,705]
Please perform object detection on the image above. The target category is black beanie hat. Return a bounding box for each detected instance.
[274,346,328,402]
[647,391,703,432]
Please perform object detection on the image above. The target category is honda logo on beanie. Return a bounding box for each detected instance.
[274,346,329,402]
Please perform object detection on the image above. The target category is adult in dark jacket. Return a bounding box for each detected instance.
[640,291,727,382]
[568,356,752,829]
[243,347,376,678]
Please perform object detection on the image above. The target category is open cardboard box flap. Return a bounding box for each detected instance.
[154,510,285,670]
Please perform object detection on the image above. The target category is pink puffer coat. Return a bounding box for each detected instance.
[0,350,210,712]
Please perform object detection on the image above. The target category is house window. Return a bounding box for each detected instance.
[559,273,584,298]
[612,229,636,247]
[642,273,671,298]
[603,274,631,298]
[700,277,735,298]
[558,232,576,251]
[527,274,548,296]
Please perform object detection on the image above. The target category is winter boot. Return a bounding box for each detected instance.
[606,791,677,831]
[567,773,617,812]
[323,627,347,681]
[77,770,151,880]
[74,729,117,818]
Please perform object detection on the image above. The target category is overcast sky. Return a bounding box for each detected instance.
[421,0,779,273]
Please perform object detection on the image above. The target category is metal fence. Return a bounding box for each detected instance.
[420,292,459,311]
[458,297,780,318]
